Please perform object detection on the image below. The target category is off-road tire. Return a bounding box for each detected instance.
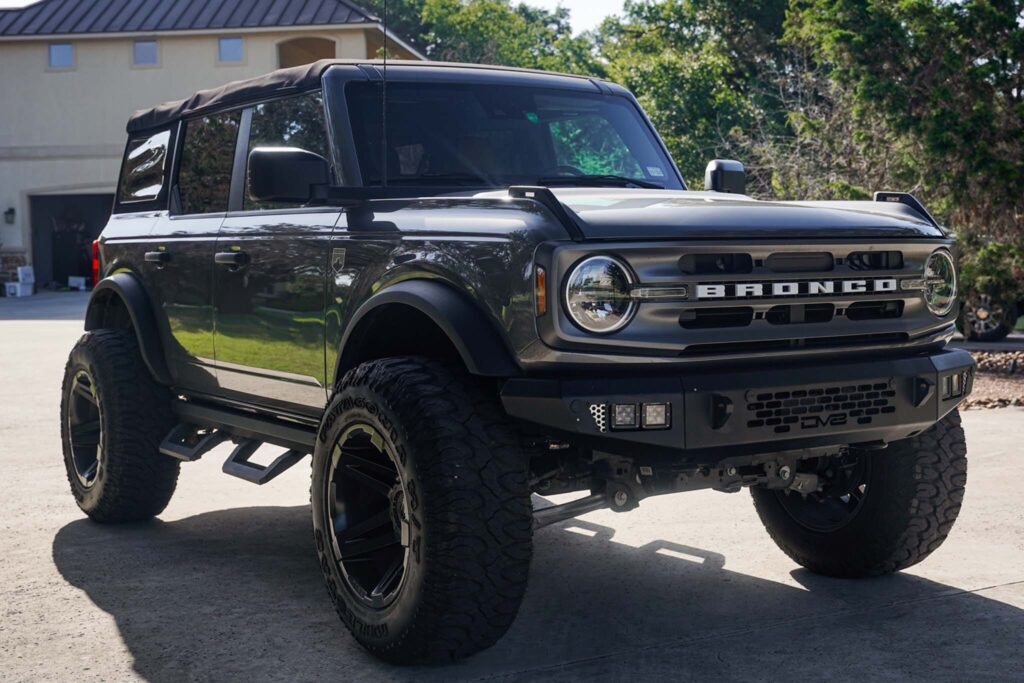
[60,329,179,522]
[311,357,532,664]
[751,410,967,577]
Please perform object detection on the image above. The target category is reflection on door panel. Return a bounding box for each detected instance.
[214,212,338,410]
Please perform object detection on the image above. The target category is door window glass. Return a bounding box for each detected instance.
[244,92,331,210]
[177,111,241,215]
[118,130,170,203]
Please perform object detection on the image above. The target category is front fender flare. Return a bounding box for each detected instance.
[335,280,520,382]
[85,272,172,386]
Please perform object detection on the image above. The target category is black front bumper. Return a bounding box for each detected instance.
[501,349,974,459]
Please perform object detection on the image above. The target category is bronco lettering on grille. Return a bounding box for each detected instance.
[696,278,898,299]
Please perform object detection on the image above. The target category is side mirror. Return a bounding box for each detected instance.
[704,159,746,194]
[248,147,331,204]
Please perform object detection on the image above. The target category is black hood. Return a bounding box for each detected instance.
[541,189,944,240]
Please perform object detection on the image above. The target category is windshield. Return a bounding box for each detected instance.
[345,81,683,190]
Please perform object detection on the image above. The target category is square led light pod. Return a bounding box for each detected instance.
[642,402,671,429]
[612,403,639,429]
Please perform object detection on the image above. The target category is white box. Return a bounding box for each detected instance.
[4,282,33,297]
[16,266,34,284]
[68,276,88,291]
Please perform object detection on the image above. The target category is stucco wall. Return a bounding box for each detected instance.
[0,27,374,256]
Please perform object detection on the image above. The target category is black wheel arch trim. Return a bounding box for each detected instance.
[84,272,173,386]
[334,279,521,384]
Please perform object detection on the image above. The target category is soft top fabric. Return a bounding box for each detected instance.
[126,60,332,134]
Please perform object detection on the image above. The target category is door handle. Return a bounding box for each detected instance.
[144,251,170,266]
[214,251,249,268]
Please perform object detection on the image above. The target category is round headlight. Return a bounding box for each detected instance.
[564,256,637,333]
[923,249,957,316]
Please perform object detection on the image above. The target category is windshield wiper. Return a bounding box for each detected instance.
[536,174,664,189]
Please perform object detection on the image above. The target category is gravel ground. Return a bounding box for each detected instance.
[964,351,1024,409]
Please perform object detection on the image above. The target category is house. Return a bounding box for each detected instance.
[0,0,422,289]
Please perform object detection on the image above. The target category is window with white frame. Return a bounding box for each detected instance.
[48,43,74,69]
[133,40,158,66]
[218,37,244,64]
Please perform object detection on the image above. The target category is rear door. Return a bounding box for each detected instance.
[213,92,340,415]
[146,110,241,393]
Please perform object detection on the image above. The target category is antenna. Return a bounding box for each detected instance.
[381,0,388,188]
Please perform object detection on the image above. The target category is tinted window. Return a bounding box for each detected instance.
[133,40,158,66]
[118,130,170,203]
[244,92,330,210]
[218,37,244,63]
[177,111,241,215]
[345,82,680,189]
[48,43,73,68]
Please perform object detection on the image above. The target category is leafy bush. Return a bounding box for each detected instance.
[958,241,1024,306]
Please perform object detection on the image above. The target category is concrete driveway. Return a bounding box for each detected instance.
[2,292,1022,682]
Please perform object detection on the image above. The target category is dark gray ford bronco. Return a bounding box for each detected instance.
[62,60,973,663]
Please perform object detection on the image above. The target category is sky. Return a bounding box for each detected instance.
[0,1,627,33]
[530,0,625,33]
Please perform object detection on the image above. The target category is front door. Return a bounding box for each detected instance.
[212,92,339,415]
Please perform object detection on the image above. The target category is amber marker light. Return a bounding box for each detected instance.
[535,265,548,316]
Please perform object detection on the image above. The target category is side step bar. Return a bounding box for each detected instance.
[162,399,318,484]
[172,400,317,453]
[221,439,306,485]
[160,423,230,462]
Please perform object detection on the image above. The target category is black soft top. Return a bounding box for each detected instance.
[126,59,600,134]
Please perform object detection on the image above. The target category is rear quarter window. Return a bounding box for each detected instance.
[118,130,171,205]
[176,111,241,215]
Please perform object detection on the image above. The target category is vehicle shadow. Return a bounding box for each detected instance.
[52,505,1023,682]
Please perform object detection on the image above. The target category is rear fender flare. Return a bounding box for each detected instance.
[85,272,172,386]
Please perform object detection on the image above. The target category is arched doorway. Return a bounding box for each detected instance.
[277,37,336,68]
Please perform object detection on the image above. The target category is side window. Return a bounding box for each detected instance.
[177,111,241,215]
[118,130,171,204]
[549,115,644,178]
[244,92,330,210]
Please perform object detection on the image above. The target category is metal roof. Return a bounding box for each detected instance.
[0,0,378,38]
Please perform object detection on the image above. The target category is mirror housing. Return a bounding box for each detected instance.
[704,159,746,194]
[247,147,331,204]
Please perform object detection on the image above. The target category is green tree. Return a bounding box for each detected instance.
[594,1,790,184]
[785,0,1024,239]
[362,0,600,73]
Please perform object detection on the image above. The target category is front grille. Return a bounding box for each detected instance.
[846,250,904,270]
[746,382,897,434]
[680,306,753,329]
[765,252,834,273]
[766,303,835,325]
[846,300,904,320]
[553,240,944,359]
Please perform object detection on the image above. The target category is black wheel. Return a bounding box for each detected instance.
[751,410,967,577]
[60,329,179,522]
[961,294,1016,341]
[312,357,532,664]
